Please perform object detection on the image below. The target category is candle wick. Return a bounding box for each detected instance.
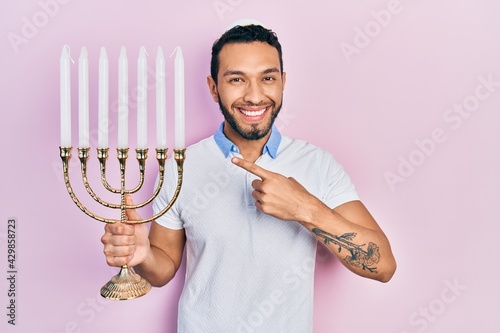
[139,46,149,58]
[64,44,76,64]
[169,46,180,58]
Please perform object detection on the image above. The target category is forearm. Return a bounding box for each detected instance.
[229,157,396,281]
[133,245,179,287]
[299,198,396,282]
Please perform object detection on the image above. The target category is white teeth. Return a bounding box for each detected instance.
[240,108,266,117]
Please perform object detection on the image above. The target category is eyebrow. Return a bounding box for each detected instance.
[222,70,245,77]
[262,67,280,75]
[222,67,281,77]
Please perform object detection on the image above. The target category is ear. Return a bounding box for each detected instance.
[207,76,219,103]
[281,71,287,90]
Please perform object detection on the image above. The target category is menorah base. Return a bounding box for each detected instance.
[100,265,151,300]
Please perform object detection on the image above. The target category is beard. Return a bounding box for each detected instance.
[217,92,283,141]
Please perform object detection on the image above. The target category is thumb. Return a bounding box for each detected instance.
[124,194,142,222]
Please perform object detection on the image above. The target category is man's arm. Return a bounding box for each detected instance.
[231,157,396,283]
[306,200,395,282]
[101,195,186,287]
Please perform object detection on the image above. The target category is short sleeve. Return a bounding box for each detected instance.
[321,152,359,209]
[152,156,184,230]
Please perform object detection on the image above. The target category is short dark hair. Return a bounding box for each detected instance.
[210,24,283,85]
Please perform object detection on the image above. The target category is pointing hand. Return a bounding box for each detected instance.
[231,157,318,222]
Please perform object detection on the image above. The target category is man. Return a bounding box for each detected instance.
[102,24,396,332]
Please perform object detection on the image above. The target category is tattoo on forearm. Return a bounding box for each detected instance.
[312,228,380,273]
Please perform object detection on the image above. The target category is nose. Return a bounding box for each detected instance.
[243,80,264,105]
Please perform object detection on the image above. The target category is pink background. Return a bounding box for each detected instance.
[1,0,499,332]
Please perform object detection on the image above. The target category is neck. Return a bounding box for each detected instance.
[223,122,270,163]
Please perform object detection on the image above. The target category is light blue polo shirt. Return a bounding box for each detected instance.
[153,123,359,333]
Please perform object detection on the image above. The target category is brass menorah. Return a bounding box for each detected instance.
[59,45,186,300]
[59,146,185,300]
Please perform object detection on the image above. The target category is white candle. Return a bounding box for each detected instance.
[118,46,128,148]
[137,47,148,149]
[60,45,71,147]
[98,47,109,149]
[156,46,167,149]
[173,47,185,149]
[78,47,89,148]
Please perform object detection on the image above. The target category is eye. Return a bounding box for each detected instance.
[229,77,243,83]
[263,76,276,82]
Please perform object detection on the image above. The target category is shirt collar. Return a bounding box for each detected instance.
[214,122,282,159]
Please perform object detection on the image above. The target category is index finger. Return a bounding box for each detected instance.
[231,157,272,180]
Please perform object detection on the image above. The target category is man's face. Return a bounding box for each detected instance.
[208,42,286,141]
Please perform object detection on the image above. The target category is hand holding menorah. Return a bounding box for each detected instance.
[59,45,185,300]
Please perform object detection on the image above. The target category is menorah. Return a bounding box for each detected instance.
[59,146,185,299]
[59,45,186,300]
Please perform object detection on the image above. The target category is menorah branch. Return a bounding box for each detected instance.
[60,146,116,223]
[79,147,119,209]
[60,146,185,225]
[123,148,185,224]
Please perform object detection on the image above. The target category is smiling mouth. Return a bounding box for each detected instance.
[237,106,269,117]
